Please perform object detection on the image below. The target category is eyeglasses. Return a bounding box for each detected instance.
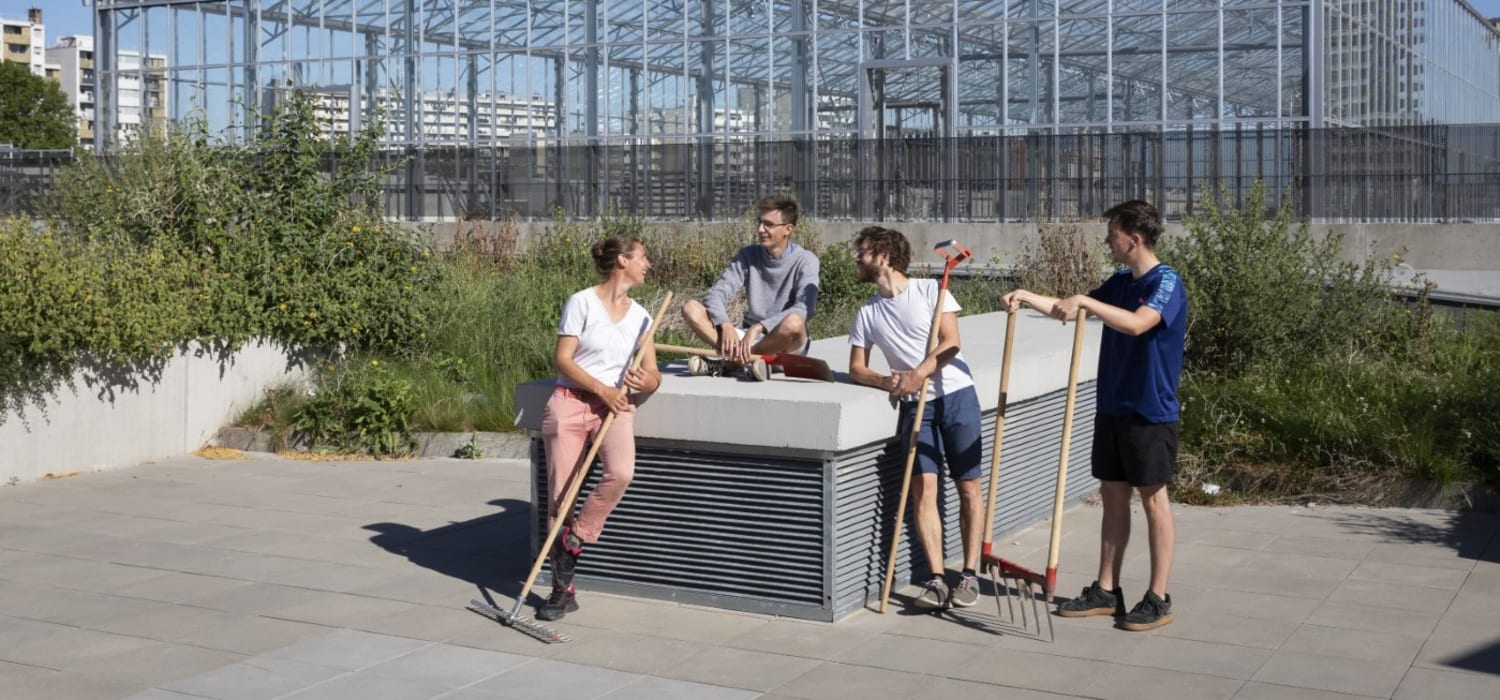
[757,219,791,230]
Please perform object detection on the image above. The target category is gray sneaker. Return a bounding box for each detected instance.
[687,355,724,376]
[915,577,950,609]
[748,358,770,382]
[949,574,980,608]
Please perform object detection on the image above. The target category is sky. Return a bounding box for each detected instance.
[15,0,1500,49]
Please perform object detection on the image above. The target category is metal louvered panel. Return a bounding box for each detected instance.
[829,382,1098,618]
[528,381,1097,622]
[532,446,831,618]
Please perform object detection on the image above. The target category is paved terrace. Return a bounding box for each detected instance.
[2,453,1498,700]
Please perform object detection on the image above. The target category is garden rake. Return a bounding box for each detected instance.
[468,292,673,644]
[878,240,971,613]
[980,307,1087,641]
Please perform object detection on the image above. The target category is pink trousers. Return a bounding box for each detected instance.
[541,386,636,543]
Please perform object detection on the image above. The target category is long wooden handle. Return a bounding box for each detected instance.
[513,291,673,616]
[655,343,770,360]
[1044,308,1087,595]
[981,308,1018,553]
[878,278,951,613]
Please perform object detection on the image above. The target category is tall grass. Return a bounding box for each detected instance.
[240,216,1013,440]
[1168,182,1500,500]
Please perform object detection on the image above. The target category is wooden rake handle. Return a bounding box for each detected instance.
[981,308,1018,555]
[1044,308,1087,595]
[511,292,673,618]
[879,267,961,613]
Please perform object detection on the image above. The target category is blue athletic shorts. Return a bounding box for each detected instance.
[896,385,983,481]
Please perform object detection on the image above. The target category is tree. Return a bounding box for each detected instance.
[0,61,76,149]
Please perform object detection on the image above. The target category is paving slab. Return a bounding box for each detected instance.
[1393,666,1500,700]
[1251,650,1410,698]
[1082,662,1245,700]
[158,657,347,700]
[3,452,1500,699]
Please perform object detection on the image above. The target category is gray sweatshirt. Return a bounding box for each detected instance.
[705,242,821,331]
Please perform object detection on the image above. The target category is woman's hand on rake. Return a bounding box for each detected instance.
[596,385,633,414]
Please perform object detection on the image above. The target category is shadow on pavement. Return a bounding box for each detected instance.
[1318,509,1500,563]
[1442,640,1500,676]
[363,498,535,601]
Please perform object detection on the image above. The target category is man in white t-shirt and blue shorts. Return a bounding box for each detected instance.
[847,226,985,611]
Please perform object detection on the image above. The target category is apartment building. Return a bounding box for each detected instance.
[267,85,557,144]
[46,35,167,148]
[0,7,45,77]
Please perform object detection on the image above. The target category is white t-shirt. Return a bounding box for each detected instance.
[848,278,974,400]
[556,288,652,390]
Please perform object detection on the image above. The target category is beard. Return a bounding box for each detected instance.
[856,263,879,284]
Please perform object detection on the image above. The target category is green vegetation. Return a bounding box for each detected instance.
[1164,183,1500,503]
[4,89,433,455]
[0,61,76,149]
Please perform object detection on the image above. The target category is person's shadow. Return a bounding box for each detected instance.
[364,498,540,608]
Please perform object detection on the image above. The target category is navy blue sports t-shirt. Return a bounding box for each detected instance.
[1087,263,1187,423]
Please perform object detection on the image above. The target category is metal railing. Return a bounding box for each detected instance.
[0,148,73,218]
[5,125,1499,223]
[379,125,1500,223]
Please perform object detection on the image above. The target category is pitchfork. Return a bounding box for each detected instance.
[980,307,1087,641]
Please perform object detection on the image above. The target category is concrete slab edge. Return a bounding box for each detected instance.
[210,427,531,460]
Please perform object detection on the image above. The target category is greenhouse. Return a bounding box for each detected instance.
[91,1,1500,221]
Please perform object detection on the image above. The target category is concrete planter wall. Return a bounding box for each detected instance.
[0,342,303,484]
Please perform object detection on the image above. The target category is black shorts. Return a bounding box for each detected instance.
[1091,413,1177,487]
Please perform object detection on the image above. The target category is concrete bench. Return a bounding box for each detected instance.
[513,309,1102,621]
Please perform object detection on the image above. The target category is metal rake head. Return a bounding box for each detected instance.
[467,598,573,644]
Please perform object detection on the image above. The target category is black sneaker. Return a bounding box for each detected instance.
[536,585,578,621]
[551,526,583,588]
[1056,581,1124,617]
[1120,590,1173,631]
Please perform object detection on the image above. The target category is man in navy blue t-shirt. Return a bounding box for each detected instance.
[1002,200,1186,632]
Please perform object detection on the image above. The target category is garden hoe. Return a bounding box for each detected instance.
[980,307,1087,642]
[468,292,673,644]
[655,343,836,382]
[878,240,972,613]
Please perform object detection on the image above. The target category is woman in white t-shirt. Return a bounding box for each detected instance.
[538,235,660,622]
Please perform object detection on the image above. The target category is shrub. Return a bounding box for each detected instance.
[1163,181,1407,377]
[47,88,436,363]
[1016,220,1109,299]
[5,88,439,440]
[0,220,202,423]
[292,363,416,456]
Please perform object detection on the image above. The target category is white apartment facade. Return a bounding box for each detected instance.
[267,85,557,144]
[46,35,167,148]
